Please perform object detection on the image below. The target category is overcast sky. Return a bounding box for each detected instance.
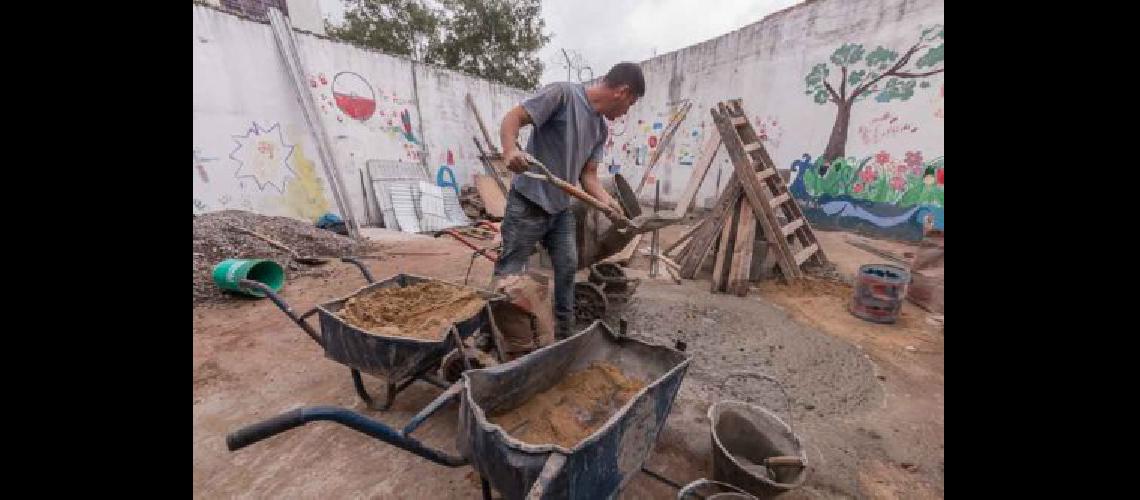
[317,0,804,87]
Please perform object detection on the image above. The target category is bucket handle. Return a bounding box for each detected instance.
[676,478,757,500]
[723,371,797,437]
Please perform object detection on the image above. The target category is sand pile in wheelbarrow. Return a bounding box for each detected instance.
[193,210,371,305]
[338,281,487,340]
[490,361,646,448]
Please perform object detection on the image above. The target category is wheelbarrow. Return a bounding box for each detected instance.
[237,256,505,411]
[226,320,693,499]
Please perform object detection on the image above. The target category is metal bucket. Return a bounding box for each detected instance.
[849,263,911,324]
[708,400,809,498]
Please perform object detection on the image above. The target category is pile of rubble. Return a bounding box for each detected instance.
[193,210,370,304]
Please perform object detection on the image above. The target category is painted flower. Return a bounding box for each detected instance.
[853,183,864,194]
[875,151,891,165]
[896,164,908,175]
[923,166,936,186]
[890,176,907,191]
[905,151,923,168]
[860,166,878,182]
[936,168,944,185]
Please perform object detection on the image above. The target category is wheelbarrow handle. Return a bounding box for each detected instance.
[402,381,464,436]
[226,406,469,468]
[239,280,322,346]
[340,256,376,284]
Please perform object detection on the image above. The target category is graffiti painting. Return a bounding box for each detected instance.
[230,122,297,194]
[857,112,918,145]
[194,148,218,183]
[933,84,944,120]
[752,115,784,149]
[332,72,377,121]
[790,24,944,240]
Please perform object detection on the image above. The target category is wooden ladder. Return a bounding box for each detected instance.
[707,99,827,284]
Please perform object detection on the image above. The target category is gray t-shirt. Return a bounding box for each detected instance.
[512,82,608,214]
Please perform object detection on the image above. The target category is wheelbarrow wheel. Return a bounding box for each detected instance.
[574,282,608,326]
[439,349,485,383]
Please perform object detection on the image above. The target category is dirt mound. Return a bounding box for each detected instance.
[490,361,646,448]
[193,210,371,304]
[338,281,487,340]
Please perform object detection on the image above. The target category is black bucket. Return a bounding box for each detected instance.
[849,264,911,324]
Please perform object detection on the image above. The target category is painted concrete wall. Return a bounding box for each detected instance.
[192,4,529,222]
[603,0,944,240]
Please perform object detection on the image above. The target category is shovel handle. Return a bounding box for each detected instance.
[516,142,630,226]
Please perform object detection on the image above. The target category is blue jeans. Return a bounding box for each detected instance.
[494,189,577,338]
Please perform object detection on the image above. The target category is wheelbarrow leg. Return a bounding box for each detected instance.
[351,368,395,411]
[481,477,492,500]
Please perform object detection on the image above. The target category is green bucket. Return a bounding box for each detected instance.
[212,259,285,297]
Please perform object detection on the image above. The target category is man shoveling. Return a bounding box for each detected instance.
[495,62,645,340]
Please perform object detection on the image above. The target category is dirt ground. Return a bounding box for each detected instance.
[193,227,943,498]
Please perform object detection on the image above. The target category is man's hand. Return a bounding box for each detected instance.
[604,197,625,217]
[504,148,530,174]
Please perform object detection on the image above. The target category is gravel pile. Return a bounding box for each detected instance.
[193,210,369,304]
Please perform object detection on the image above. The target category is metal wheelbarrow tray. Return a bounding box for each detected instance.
[226,321,692,499]
[240,258,504,410]
[458,320,691,498]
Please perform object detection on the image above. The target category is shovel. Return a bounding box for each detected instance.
[515,147,684,235]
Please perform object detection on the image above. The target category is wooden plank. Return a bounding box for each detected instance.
[660,255,683,272]
[769,192,791,208]
[844,235,910,265]
[678,178,742,278]
[472,138,510,197]
[731,116,748,126]
[729,202,757,296]
[664,221,705,256]
[710,198,739,292]
[781,218,805,237]
[743,142,761,153]
[474,174,507,219]
[671,128,722,217]
[756,169,776,181]
[635,101,693,196]
[794,243,820,266]
[711,102,801,280]
[465,93,499,154]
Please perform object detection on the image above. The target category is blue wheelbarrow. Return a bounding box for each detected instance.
[226,320,693,499]
[237,257,505,411]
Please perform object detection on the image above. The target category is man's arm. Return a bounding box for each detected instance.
[499,105,532,173]
[580,160,622,214]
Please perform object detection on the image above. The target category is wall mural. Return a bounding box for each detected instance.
[792,24,944,240]
[310,71,423,162]
[229,121,296,194]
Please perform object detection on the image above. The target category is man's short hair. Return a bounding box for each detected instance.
[603,62,646,97]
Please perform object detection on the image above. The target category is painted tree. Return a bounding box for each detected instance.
[805,25,944,170]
